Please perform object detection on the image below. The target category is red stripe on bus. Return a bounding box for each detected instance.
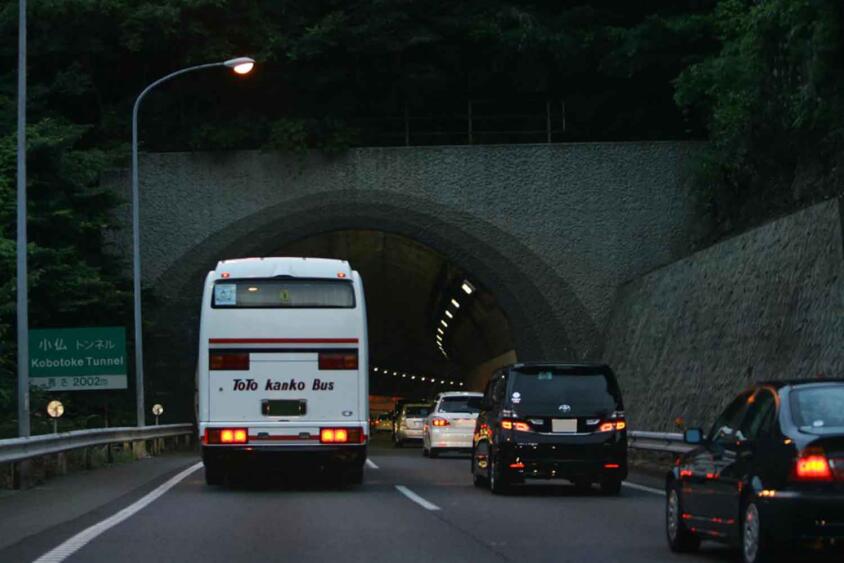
[209,338,358,344]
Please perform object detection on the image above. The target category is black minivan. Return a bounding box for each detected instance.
[471,362,627,494]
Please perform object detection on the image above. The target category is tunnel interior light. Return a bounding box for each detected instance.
[247,286,259,292]
[440,320,448,328]
[451,299,460,309]
[437,328,444,335]
[461,281,475,295]
[445,310,453,319]
[411,376,416,380]
[421,377,426,382]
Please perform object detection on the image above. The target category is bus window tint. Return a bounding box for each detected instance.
[212,279,355,308]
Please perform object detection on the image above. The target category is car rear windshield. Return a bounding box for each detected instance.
[439,396,483,414]
[404,406,432,417]
[790,384,844,434]
[212,279,355,308]
[509,367,621,415]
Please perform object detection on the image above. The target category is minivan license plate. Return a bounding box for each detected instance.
[552,418,577,433]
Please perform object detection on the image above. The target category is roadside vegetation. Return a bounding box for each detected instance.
[0,0,841,435]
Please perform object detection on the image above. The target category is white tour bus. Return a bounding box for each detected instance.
[196,257,369,485]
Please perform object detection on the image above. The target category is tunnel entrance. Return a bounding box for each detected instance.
[145,190,593,422]
[274,230,516,399]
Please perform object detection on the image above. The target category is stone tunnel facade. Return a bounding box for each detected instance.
[105,141,702,407]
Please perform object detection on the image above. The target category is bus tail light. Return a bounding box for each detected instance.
[318,352,358,370]
[320,427,364,444]
[793,448,833,481]
[431,418,450,427]
[205,428,248,444]
[210,352,249,370]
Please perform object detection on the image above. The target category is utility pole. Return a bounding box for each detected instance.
[16,0,30,438]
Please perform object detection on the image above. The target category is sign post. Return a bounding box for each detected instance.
[29,327,127,391]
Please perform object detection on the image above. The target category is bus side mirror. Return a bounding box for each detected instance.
[684,428,703,445]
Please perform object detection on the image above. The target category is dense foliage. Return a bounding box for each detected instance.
[0,0,841,433]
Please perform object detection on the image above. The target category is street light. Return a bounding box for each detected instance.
[131,56,255,427]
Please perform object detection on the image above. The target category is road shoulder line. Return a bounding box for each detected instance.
[32,462,202,563]
[365,459,379,469]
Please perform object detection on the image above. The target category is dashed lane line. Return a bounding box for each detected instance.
[622,481,665,496]
[32,462,203,563]
[395,485,441,511]
[365,459,379,470]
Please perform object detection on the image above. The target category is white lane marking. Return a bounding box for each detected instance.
[365,459,379,469]
[622,481,665,496]
[33,462,203,563]
[395,485,441,511]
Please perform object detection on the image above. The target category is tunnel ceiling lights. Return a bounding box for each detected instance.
[461,281,475,295]
[440,320,448,328]
[451,299,460,309]
[444,310,454,319]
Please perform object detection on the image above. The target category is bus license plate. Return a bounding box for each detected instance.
[551,419,577,433]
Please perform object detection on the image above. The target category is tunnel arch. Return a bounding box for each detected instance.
[145,189,602,418]
[156,189,599,353]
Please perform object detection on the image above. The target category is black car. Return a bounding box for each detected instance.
[666,380,844,563]
[471,362,627,494]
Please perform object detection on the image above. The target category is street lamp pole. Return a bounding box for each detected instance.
[131,57,255,427]
[16,0,29,438]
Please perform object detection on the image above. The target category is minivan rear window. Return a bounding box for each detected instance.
[212,279,355,309]
[790,384,844,434]
[509,367,621,415]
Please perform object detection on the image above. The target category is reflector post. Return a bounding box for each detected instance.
[210,352,249,370]
[318,352,358,370]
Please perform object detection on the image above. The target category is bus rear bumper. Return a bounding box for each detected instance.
[202,444,367,470]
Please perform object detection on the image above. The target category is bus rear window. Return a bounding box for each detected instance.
[212,279,355,309]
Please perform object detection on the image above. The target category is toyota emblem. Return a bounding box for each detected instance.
[558,404,572,413]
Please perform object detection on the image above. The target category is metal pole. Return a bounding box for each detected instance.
[130,62,224,427]
[467,99,472,145]
[16,0,29,438]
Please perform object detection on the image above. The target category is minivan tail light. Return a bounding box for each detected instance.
[318,352,358,370]
[598,419,627,432]
[501,419,531,432]
[794,448,833,481]
[432,418,450,427]
[210,352,249,370]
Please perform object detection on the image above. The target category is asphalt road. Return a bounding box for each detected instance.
[0,435,828,563]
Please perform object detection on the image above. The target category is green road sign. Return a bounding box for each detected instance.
[29,327,127,391]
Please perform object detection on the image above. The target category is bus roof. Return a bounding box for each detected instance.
[213,257,353,280]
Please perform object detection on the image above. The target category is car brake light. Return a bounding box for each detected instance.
[318,352,358,370]
[432,418,450,427]
[794,449,833,481]
[501,419,531,432]
[604,463,620,469]
[320,427,363,444]
[205,428,248,444]
[210,352,249,370]
[509,462,525,469]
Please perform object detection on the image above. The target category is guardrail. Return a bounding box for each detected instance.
[628,431,693,454]
[0,424,193,465]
